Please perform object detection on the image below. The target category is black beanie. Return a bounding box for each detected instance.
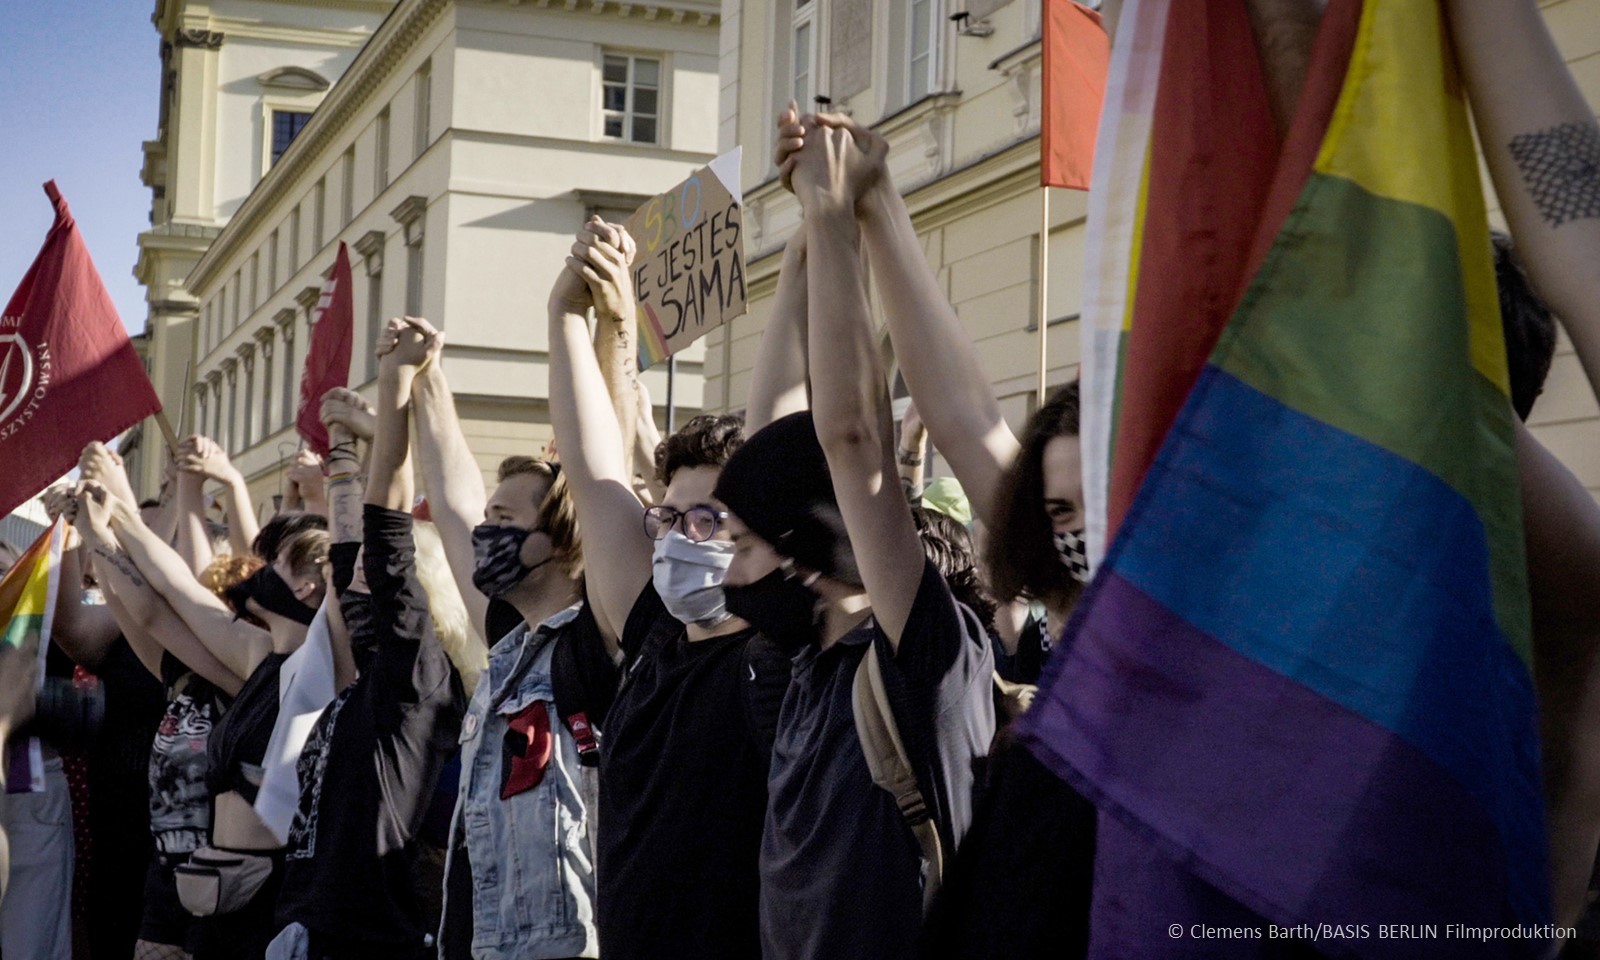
[714,411,862,586]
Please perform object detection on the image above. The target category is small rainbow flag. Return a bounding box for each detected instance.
[1031,0,1549,953]
[636,302,672,371]
[1,519,63,794]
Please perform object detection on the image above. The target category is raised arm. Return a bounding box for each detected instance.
[320,389,368,550]
[185,436,261,557]
[74,483,244,694]
[746,218,811,432]
[633,381,666,505]
[548,244,654,646]
[169,440,216,575]
[84,451,269,684]
[402,335,492,639]
[820,130,1018,529]
[794,117,927,647]
[369,319,419,513]
[1444,0,1600,396]
[39,488,121,670]
[575,218,642,465]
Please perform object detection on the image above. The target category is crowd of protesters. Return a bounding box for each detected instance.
[0,0,1598,957]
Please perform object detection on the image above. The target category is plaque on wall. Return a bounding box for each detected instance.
[830,0,873,101]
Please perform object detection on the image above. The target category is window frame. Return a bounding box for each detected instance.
[375,108,392,193]
[907,0,942,103]
[265,106,315,170]
[601,52,664,146]
[792,1,818,110]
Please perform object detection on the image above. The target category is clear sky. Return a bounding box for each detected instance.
[1,2,159,335]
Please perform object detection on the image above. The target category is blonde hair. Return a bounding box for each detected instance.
[412,520,486,691]
[199,554,264,600]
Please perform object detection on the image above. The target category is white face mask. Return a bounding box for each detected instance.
[652,532,735,628]
[1054,529,1090,584]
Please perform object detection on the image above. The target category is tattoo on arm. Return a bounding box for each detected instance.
[91,545,146,589]
[1509,122,1600,227]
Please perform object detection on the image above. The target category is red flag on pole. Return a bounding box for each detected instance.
[0,182,161,519]
[295,242,354,457]
[1041,0,1111,190]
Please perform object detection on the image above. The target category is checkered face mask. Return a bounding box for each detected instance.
[1054,529,1090,584]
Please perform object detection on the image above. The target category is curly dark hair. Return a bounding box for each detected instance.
[985,381,1083,611]
[655,414,745,486]
[252,511,329,563]
[911,505,996,632]
[1493,231,1558,422]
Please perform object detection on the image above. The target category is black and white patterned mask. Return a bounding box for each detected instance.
[1054,529,1090,584]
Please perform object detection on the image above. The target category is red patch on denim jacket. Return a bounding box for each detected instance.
[500,701,553,800]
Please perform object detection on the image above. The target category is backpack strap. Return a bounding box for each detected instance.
[852,644,944,914]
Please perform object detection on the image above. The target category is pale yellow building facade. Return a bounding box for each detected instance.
[136,0,720,518]
[708,0,1600,498]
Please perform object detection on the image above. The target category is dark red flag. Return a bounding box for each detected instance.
[295,242,354,457]
[0,182,161,519]
[1041,0,1110,190]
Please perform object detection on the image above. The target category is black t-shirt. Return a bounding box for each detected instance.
[760,558,996,960]
[593,582,791,960]
[205,652,288,805]
[994,611,1051,686]
[87,637,166,834]
[276,506,466,949]
[150,653,232,855]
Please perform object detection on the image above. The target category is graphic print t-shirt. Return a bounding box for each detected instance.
[148,653,231,854]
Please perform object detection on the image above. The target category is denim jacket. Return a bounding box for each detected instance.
[441,605,599,960]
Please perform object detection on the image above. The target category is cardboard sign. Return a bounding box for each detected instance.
[628,148,746,369]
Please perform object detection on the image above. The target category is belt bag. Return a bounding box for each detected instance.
[175,845,274,917]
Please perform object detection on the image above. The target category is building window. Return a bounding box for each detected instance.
[375,108,391,192]
[366,269,383,382]
[231,273,241,330]
[793,0,817,108]
[226,372,238,454]
[313,179,326,252]
[242,352,256,449]
[261,338,275,433]
[406,235,423,317]
[280,324,297,428]
[271,110,313,165]
[602,54,661,145]
[341,149,355,227]
[268,231,279,292]
[195,391,208,443]
[909,0,940,101]
[249,254,260,312]
[289,207,302,271]
[414,62,432,159]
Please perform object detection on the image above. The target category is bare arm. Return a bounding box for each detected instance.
[842,153,1018,531]
[797,121,927,647]
[746,226,811,433]
[39,489,121,669]
[400,344,491,638]
[1444,0,1600,397]
[75,488,245,694]
[548,252,651,651]
[172,449,215,576]
[897,403,929,500]
[633,382,666,505]
[217,473,260,557]
[102,490,267,686]
[369,320,419,513]
[321,395,367,550]
[575,219,642,467]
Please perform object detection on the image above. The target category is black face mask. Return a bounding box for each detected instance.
[227,567,317,626]
[472,524,542,598]
[723,567,823,653]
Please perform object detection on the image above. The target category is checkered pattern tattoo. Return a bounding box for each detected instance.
[1509,122,1600,227]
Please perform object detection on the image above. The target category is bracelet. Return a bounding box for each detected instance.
[326,472,359,486]
[896,449,924,467]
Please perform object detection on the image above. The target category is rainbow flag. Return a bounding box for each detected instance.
[0,519,63,794]
[1027,0,1550,953]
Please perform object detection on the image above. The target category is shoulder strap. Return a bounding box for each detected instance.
[852,645,944,915]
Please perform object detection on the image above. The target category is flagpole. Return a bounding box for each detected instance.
[1038,185,1051,406]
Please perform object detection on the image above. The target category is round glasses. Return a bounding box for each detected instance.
[643,504,729,543]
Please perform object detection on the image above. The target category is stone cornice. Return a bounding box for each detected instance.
[479,0,718,25]
[174,28,225,49]
[274,308,298,332]
[189,0,453,292]
[295,285,323,313]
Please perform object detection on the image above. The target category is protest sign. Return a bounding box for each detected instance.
[628,148,745,369]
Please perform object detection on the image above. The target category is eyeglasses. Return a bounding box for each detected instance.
[643,504,729,543]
